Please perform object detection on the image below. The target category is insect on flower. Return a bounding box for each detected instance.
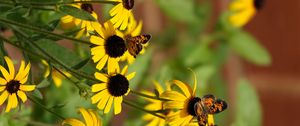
[194,94,227,126]
[125,34,151,58]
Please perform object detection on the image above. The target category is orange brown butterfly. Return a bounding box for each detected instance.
[125,34,151,58]
[194,94,227,126]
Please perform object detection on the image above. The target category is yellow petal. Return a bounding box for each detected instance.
[52,73,63,87]
[91,83,107,92]
[173,80,192,98]
[153,81,164,95]
[92,22,105,38]
[20,85,36,91]
[160,91,186,101]
[11,93,18,109]
[0,77,7,85]
[94,72,108,82]
[207,114,215,126]
[163,101,185,109]
[121,65,128,75]
[113,96,122,114]
[97,90,110,110]
[126,72,135,81]
[15,61,25,80]
[91,89,108,104]
[16,63,31,82]
[62,119,85,126]
[0,91,8,106]
[4,56,15,80]
[17,91,27,103]
[0,65,11,81]
[90,36,105,46]
[0,86,5,92]
[79,108,93,126]
[104,96,114,114]
[107,58,120,75]
[96,55,108,70]
[131,21,143,36]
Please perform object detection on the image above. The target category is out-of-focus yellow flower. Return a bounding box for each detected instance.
[228,0,264,27]
[0,56,35,112]
[62,107,102,126]
[60,0,98,38]
[91,65,135,115]
[109,0,134,30]
[42,60,71,88]
[90,21,126,71]
[142,81,171,126]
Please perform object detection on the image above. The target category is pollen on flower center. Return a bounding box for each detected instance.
[187,97,201,116]
[122,0,134,10]
[6,80,21,94]
[81,4,94,13]
[254,0,264,10]
[105,35,127,58]
[107,74,129,97]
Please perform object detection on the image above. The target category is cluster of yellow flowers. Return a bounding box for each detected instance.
[0,0,262,125]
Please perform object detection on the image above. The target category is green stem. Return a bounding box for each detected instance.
[0,35,47,60]
[123,99,165,119]
[130,90,170,101]
[0,18,91,45]
[28,96,66,120]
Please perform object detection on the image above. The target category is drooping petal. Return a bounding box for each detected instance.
[104,96,114,114]
[17,91,27,103]
[96,55,108,70]
[0,65,11,81]
[91,89,108,104]
[107,58,120,75]
[113,96,123,114]
[0,77,7,85]
[0,91,8,106]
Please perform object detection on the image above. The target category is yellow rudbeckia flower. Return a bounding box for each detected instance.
[142,81,171,126]
[62,107,102,126]
[60,0,98,38]
[160,78,215,126]
[90,21,127,71]
[41,60,72,88]
[91,65,135,115]
[0,56,36,112]
[109,0,134,30]
[228,0,264,27]
[120,15,147,64]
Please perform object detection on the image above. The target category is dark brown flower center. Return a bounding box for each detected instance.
[81,4,94,13]
[105,35,127,58]
[6,80,21,94]
[187,97,201,116]
[107,74,129,97]
[254,0,264,10]
[122,0,134,10]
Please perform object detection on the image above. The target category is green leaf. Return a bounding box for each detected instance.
[32,89,43,99]
[155,0,198,24]
[37,79,51,89]
[72,57,90,70]
[59,5,96,21]
[233,78,262,126]
[229,31,271,65]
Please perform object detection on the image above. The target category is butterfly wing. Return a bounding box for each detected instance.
[125,34,151,58]
[202,94,227,114]
[194,102,208,126]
